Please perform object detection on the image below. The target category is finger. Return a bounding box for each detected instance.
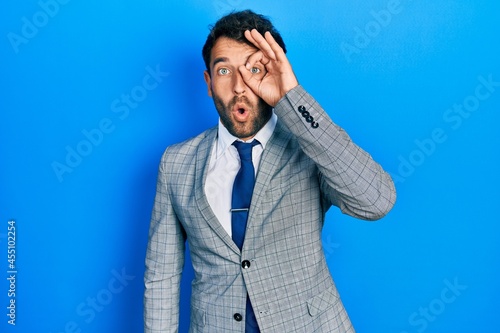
[244,29,266,54]
[247,29,277,61]
[264,31,287,63]
[245,50,270,70]
[238,65,260,94]
[244,29,258,47]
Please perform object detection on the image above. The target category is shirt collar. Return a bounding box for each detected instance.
[215,112,277,159]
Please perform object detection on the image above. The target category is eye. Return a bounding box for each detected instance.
[250,67,261,74]
[217,68,230,75]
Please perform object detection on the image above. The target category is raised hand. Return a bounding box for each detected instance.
[238,29,299,107]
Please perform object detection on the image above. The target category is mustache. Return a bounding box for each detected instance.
[228,96,251,109]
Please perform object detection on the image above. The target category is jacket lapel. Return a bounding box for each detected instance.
[194,127,241,254]
[247,122,292,233]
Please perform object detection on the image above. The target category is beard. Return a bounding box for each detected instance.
[212,92,272,140]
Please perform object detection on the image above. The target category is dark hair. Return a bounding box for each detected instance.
[202,10,286,73]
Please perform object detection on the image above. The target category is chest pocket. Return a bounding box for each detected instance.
[307,285,340,317]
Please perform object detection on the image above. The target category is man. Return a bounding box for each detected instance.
[144,10,396,333]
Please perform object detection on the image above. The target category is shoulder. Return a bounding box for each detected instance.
[160,126,217,166]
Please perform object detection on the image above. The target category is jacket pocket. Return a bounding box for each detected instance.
[306,285,340,317]
[190,305,206,329]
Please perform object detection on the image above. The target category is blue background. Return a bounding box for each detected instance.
[1,0,499,332]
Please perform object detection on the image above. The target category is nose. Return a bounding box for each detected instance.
[233,71,246,95]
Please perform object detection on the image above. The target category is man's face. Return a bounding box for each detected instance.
[204,37,272,141]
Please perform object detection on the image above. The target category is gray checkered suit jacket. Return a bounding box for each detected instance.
[144,86,396,332]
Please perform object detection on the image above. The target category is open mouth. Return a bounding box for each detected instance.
[232,103,249,121]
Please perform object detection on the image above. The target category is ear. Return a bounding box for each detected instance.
[203,70,212,97]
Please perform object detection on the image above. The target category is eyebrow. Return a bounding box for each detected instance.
[212,57,229,68]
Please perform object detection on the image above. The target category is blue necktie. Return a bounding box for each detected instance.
[231,140,261,333]
[231,140,259,250]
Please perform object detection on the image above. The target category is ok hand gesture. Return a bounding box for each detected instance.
[239,29,299,107]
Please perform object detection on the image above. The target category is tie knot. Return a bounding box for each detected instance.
[233,140,259,161]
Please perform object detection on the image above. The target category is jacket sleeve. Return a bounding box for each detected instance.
[274,85,396,220]
[144,148,186,332]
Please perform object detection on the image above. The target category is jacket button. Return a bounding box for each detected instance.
[234,313,243,322]
[298,105,306,113]
[242,260,251,269]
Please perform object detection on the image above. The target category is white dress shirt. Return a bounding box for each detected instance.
[205,113,277,237]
